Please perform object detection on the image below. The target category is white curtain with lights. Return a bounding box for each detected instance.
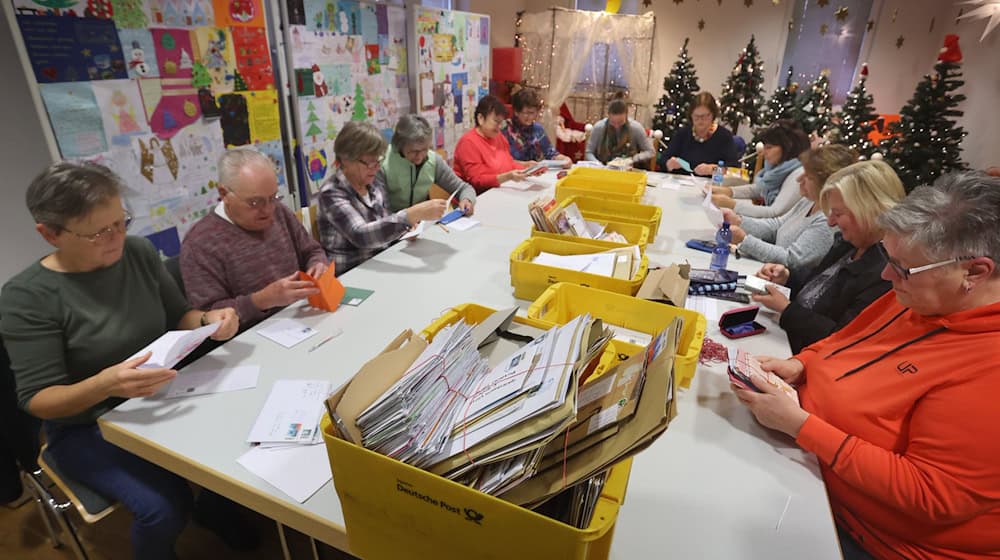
[520,8,656,134]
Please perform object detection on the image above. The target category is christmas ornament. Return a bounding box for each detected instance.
[698,19,706,30]
[834,6,849,21]
[957,1,1000,41]
[896,35,905,48]
[871,152,883,161]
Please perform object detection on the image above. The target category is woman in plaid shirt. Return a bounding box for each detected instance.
[317,121,446,274]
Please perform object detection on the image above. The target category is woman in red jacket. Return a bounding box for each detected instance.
[452,95,528,193]
[734,171,1000,560]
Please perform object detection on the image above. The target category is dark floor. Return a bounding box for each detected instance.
[0,486,358,560]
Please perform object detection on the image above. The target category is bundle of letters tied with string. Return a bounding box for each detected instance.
[325,308,683,527]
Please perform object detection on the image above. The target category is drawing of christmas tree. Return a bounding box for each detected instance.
[325,118,337,140]
[233,69,248,92]
[192,62,212,88]
[305,101,322,141]
[351,83,367,121]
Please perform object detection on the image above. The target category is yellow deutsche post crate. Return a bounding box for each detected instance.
[321,303,638,560]
[527,283,707,388]
[530,220,650,252]
[509,237,649,301]
[555,195,662,238]
[555,167,646,204]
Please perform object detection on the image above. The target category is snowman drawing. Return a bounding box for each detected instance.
[129,41,152,77]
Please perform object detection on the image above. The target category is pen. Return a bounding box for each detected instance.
[437,222,450,233]
[308,335,336,353]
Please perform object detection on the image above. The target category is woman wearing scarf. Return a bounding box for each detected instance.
[502,89,571,166]
[584,97,655,168]
[712,120,810,219]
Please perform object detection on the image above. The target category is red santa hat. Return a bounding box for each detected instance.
[311,64,320,73]
[938,34,962,63]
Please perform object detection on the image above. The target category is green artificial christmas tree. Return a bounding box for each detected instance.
[793,70,833,136]
[719,35,765,134]
[834,63,878,159]
[305,101,322,141]
[651,38,701,150]
[352,83,367,121]
[880,34,967,192]
[762,65,799,126]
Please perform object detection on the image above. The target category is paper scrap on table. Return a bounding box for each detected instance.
[256,319,319,348]
[164,366,260,399]
[499,179,544,191]
[686,295,720,322]
[129,322,221,369]
[702,186,724,228]
[400,220,426,240]
[237,443,331,503]
[448,217,480,231]
[341,287,374,306]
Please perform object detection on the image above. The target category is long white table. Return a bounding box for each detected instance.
[100,172,841,559]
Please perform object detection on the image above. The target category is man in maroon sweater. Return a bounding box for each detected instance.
[180,149,328,328]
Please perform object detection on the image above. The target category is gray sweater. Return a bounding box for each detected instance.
[738,198,835,271]
[730,167,805,218]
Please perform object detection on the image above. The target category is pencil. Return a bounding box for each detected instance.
[437,223,450,233]
[308,335,336,353]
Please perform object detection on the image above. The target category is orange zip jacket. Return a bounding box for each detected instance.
[794,292,1000,559]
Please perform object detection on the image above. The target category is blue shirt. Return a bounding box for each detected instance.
[502,119,558,161]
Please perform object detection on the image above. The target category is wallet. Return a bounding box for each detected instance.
[719,305,766,339]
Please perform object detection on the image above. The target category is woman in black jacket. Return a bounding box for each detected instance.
[752,160,906,353]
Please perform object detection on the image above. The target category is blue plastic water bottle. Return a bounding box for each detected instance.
[712,160,726,187]
[710,221,732,270]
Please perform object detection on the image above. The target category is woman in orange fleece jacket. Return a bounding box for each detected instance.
[734,172,1000,560]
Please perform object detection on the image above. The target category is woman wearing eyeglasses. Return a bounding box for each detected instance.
[453,95,529,193]
[660,92,739,177]
[502,89,571,167]
[749,161,905,353]
[733,172,1000,560]
[318,120,446,273]
[0,162,240,559]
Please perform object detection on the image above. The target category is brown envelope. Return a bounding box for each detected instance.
[636,263,691,307]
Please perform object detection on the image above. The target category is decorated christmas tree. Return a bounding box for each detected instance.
[651,38,700,149]
[762,65,798,126]
[880,35,967,192]
[233,69,248,92]
[325,118,338,140]
[352,83,367,121]
[793,70,833,136]
[834,64,878,159]
[305,101,322,141]
[719,35,765,134]
[191,62,212,89]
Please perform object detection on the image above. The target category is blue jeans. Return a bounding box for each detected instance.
[44,422,193,560]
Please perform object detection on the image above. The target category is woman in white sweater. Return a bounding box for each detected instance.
[712,120,810,218]
[724,145,856,271]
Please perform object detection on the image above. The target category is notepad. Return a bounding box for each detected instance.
[128,322,220,369]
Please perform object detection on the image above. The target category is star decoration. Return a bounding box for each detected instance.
[820,23,828,35]
[81,48,92,57]
[834,6,848,21]
[957,1,1000,41]
[896,35,905,48]
[866,19,874,31]
[698,19,706,30]
[818,0,828,6]
[744,0,753,6]
[643,0,652,6]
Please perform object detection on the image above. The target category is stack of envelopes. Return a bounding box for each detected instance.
[326,307,683,508]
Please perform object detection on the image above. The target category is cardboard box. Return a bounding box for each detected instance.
[635,263,690,307]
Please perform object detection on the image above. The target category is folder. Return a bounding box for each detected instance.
[298,265,346,312]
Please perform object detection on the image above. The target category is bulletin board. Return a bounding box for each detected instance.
[283,0,410,192]
[409,5,491,158]
[8,0,285,257]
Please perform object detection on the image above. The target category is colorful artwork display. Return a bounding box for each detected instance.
[12,0,282,256]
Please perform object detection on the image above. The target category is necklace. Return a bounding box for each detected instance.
[693,123,717,143]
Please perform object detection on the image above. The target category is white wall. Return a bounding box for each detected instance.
[0,7,56,284]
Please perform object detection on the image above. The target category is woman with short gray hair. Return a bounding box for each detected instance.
[317,120,447,273]
[379,114,476,214]
[732,172,1000,559]
[0,161,240,558]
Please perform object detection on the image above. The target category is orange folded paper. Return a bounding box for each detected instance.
[298,266,346,312]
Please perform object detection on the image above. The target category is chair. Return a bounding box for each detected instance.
[163,255,185,296]
[23,445,118,559]
[295,204,321,243]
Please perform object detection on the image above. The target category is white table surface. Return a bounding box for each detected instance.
[100,171,841,559]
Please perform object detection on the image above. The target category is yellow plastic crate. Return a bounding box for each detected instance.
[322,302,636,560]
[531,220,650,252]
[527,283,707,388]
[556,195,663,238]
[555,168,646,204]
[509,237,649,301]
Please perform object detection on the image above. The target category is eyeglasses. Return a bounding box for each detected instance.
[355,156,384,170]
[691,112,714,121]
[63,213,133,243]
[876,241,977,280]
[229,190,284,209]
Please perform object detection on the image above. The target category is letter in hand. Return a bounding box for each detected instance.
[756,263,789,285]
[103,352,177,399]
[721,208,742,226]
[731,375,810,438]
[204,308,240,341]
[751,285,791,313]
[409,199,447,225]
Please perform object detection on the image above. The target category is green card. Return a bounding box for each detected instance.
[341,287,374,306]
